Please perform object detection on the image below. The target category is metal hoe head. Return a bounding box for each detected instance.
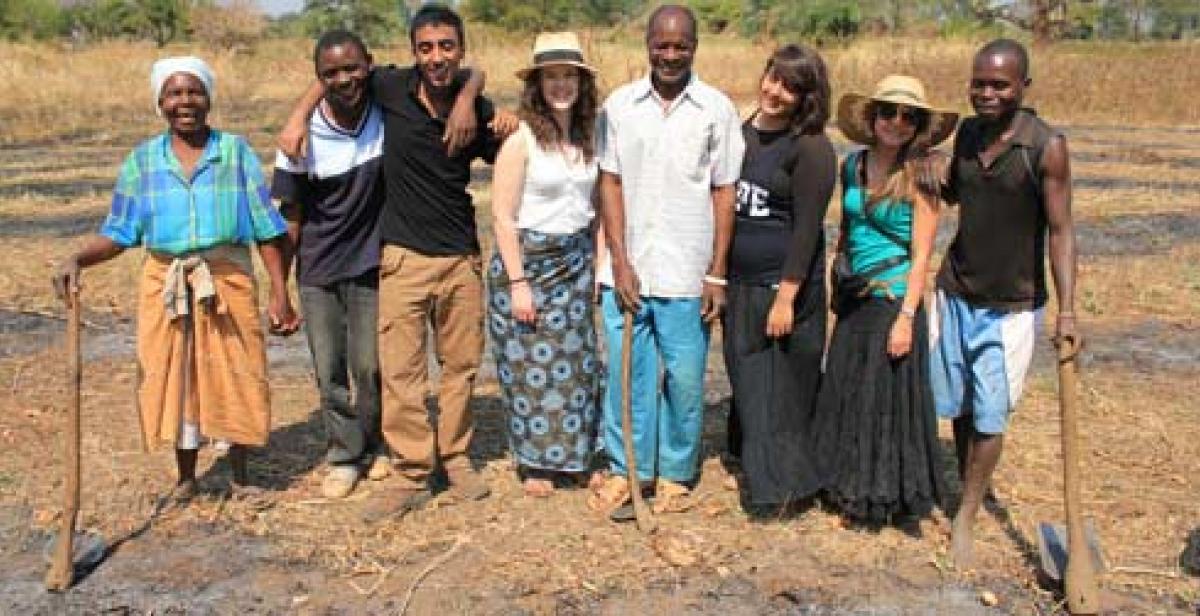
[1036,519,1106,582]
[43,529,107,584]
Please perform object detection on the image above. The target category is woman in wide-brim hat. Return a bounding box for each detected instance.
[835,74,958,151]
[809,74,957,526]
[487,32,604,498]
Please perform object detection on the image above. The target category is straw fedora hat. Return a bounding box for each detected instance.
[836,75,959,148]
[516,32,597,80]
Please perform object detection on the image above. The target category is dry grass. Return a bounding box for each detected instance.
[1,34,1198,613]
[1,37,1199,145]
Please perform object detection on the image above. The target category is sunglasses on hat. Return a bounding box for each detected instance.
[876,101,928,125]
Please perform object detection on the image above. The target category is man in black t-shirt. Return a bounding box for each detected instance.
[369,6,507,517]
[928,39,1078,568]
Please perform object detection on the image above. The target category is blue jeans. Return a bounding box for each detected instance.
[601,290,710,482]
[299,270,382,465]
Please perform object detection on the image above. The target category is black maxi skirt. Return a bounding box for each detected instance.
[722,281,826,506]
[811,296,946,522]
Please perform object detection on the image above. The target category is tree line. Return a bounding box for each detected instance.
[1,0,1197,46]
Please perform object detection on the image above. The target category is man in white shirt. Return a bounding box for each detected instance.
[590,3,746,516]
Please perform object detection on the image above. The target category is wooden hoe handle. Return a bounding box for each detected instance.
[1057,335,1100,614]
[620,311,655,533]
[45,291,81,591]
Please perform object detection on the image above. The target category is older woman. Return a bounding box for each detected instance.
[52,57,296,501]
[722,44,835,516]
[487,32,601,497]
[810,75,958,526]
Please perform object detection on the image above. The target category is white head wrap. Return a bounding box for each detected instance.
[150,56,215,115]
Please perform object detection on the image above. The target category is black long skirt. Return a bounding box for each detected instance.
[722,281,826,506]
[811,297,946,521]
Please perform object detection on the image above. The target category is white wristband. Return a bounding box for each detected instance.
[703,275,727,287]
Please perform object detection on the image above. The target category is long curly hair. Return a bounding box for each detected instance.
[518,66,598,162]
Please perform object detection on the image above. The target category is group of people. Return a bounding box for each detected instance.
[52,3,1077,568]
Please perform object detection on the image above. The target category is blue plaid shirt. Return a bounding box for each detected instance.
[101,130,286,255]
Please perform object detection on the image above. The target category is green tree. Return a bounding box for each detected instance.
[576,0,626,26]
[464,0,634,30]
[129,0,187,46]
[1145,0,1200,38]
[774,0,861,39]
[689,0,740,33]
[190,0,265,51]
[63,0,141,40]
[462,0,502,23]
[301,0,400,46]
[0,0,65,39]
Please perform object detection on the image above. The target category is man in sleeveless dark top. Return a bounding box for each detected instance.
[929,39,1079,568]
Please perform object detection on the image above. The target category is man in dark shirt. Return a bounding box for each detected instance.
[369,6,506,517]
[277,5,517,520]
[929,39,1078,568]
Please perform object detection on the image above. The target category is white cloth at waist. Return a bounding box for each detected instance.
[158,244,253,321]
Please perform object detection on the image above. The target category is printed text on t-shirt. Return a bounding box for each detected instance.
[736,180,770,217]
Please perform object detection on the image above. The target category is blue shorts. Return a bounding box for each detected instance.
[929,290,1042,435]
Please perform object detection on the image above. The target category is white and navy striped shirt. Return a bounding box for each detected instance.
[271,102,385,287]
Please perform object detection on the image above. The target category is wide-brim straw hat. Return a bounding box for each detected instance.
[836,75,959,148]
[515,31,597,80]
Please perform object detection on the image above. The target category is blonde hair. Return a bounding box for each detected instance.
[865,160,917,210]
[862,100,925,210]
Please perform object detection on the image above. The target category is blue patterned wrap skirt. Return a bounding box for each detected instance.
[487,228,600,472]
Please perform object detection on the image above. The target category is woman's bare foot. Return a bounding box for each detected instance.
[586,470,608,492]
[522,477,555,498]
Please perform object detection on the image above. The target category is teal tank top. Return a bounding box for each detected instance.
[841,150,913,299]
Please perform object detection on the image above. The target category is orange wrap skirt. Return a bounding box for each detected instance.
[135,249,271,450]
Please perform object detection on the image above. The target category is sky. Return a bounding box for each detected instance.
[256,0,303,18]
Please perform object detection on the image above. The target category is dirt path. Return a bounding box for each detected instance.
[0,122,1197,614]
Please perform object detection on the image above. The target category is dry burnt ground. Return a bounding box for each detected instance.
[0,119,1197,614]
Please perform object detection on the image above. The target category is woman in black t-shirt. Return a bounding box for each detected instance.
[722,44,836,516]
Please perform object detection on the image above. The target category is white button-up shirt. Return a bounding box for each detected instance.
[596,74,745,298]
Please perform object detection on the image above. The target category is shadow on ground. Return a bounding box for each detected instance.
[0,212,106,239]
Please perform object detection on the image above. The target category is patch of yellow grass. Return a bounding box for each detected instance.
[1,37,1198,145]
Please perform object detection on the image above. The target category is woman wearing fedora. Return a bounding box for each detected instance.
[809,75,958,525]
[487,32,603,497]
[721,44,836,516]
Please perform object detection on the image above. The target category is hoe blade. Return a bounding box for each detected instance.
[1036,520,1106,582]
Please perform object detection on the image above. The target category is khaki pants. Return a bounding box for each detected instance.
[378,244,483,486]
